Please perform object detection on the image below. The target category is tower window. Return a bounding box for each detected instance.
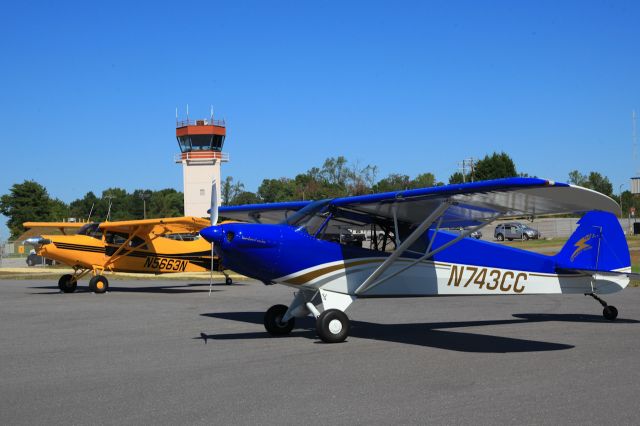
[200,189,205,196]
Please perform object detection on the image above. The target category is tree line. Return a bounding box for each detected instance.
[0,152,626,239]
[0,182,183,239]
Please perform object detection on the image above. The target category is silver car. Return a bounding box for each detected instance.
[494,223,540,241]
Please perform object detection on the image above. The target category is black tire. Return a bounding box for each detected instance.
[89,275,109,294]
[58,274,77,293]
[603,305,618,321]
[316,309,350,343]
[496,233,504,241]
[225,277,233,285]
[523,234,530,241]
[26,259,34,267]
[264,304,295,336]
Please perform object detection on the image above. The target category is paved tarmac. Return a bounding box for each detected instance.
[1,278,639,425]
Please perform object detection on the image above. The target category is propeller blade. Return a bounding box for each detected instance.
[211,179,219,226]
[209,178,219,296]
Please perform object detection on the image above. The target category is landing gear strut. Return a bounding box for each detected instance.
[222,271,233,285]
[585,292,618,321]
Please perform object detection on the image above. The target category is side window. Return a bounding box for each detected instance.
[130,236,148,250]
[105,232,128,245]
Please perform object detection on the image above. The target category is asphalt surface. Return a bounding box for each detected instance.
[1,278,639,425]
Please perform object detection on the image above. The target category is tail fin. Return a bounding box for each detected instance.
[555,211,630,273]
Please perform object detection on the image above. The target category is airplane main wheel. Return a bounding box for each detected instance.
[89,275,109,294]
[58,274,77,293]
[316,309,350,344]
[603,305,618,321]
[523,234,530,241]
[264,304,295,336]
[225,277,233,285]
[496,233,504,241]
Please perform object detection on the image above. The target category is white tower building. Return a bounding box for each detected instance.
[175,116,228,217]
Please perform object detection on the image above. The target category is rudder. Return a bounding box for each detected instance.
[555,211,630,273]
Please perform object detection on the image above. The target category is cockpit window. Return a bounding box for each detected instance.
[77,223,102,239]
[163,233,201,241]
[105,232,148,250]
[281,199,332,235]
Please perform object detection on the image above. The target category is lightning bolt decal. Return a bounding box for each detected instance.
[570,233,596,262]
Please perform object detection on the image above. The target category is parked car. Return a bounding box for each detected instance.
[26,253,54,266]
[494,223,540,241]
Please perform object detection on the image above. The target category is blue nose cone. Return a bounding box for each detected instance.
[200,225,224,245]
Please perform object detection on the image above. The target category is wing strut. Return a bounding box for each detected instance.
[103,227,146,269]
[355,211,502,296]
[354,200,451,295]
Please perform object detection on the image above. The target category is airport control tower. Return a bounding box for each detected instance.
[175,114,228,217]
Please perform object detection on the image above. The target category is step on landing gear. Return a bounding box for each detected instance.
[585,292,618,321]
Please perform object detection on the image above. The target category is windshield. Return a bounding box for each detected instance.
[281,199,332,235]
[77,223,102,239]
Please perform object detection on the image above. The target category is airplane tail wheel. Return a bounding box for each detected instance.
[264,304,295,336]
[89,275,109,294]
[496,233,504,241]
[225,277,233,285]
[58,274,77,293]
[603,305,618,321]
[316,309,350,343]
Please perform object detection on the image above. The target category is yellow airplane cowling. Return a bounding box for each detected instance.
[38,234,106,270]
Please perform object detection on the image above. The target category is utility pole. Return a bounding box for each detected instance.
[103,195,115,222]
[457,158,475,183]
[139,192,151,219]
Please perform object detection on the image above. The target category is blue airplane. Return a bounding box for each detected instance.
[201,178,632,343]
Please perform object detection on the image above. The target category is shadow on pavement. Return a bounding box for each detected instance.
[28,281,244,295]
[196,310,639,352]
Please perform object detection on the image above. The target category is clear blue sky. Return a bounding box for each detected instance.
[1,0,639,239]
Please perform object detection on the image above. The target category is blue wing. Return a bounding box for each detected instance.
[216,178,620,226]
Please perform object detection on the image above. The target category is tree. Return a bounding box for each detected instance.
[0,180,62,239]
[411,173,439,188]
[568,170,587,186]
[258,178,296,202]
[568,170,613,196]
[69,191,100,221]
[148,189,183,218]
[320,156,350,187]
[230,191,261,205]
[473,152,517,181]
[373,174,412,192]
[221,176,245,206]
[586,172,613,197]
[448,172,466,184]
[348,163,378,195]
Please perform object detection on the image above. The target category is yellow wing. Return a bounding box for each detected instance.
[98,216,210,236]
[21,222,87,239]
[23,222,87,230]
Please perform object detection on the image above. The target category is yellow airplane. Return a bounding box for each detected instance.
[23,217,232,294]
